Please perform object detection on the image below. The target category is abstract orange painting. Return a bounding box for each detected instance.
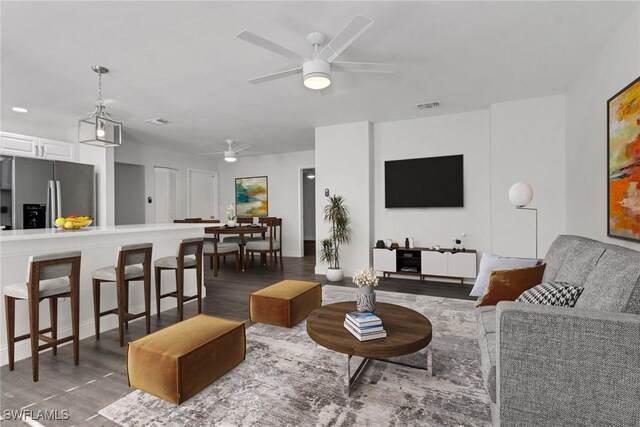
[608,76,640,242]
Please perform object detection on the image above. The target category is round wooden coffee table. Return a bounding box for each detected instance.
[306,301,433,394]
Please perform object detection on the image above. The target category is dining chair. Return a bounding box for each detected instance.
[3,251,81,382]
[92,243,153,347]
[203,240,240,276]
[245,217,283,271]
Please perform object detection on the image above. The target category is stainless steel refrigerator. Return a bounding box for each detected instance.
[0,156,96,229]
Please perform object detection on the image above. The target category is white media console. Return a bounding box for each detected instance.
[373,247,477,284]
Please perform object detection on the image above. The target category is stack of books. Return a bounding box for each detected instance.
[343,311,387,341]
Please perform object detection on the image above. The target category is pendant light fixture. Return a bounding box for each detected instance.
[78,65,122,147]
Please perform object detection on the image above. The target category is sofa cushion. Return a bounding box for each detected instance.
[470,253,538,297]
[576,250,640,313]
[476,264,546,307]
[541,236,578,282]
[554,242,605,286]
[475,306,497,403]
[516,282,584,307]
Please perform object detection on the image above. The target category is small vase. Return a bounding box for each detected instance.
[227,220,237,227]
[356,285,376,313]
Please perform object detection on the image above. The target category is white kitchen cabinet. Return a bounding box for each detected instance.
[421,250,449,276]
[39,138,78,161]
[0,132,78,162]
[0,132,38,157]
[373,248,397,273]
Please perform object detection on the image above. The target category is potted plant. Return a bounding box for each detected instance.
[319,195,352,281]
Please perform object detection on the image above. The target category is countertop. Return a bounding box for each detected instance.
[0,223,221,242]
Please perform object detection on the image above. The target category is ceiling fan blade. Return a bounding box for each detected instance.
[198,151,224,155]
[247,67,302,84]
[319,85,335,96]
[234,144,252,152]
[237,31,307,62]
[332,62,395,73]
[315,15,373,63]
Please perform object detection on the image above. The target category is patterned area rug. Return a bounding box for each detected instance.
[99,286,491,426]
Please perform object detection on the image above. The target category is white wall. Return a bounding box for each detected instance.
[373,111,492,256]
[319,102,568,277]
[78,144,114,226]
[114,141,217,224]
[490,95,567,258]
[315,122,373,276]
[565,5,640,250]
[216,150,314,258]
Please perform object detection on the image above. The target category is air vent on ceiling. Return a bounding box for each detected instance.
[145,118,170,125]
[416,101,441,110]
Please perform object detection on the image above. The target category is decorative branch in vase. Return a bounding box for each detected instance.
[226,203,237,227]
[353,267,379,312]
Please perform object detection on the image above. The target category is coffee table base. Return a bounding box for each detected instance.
[346,345,433,395]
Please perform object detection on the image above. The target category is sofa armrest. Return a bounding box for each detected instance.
[496,301,640,427]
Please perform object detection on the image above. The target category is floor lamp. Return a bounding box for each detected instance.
[508,182,538,259]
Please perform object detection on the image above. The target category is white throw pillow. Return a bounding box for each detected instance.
[470,253,539,297]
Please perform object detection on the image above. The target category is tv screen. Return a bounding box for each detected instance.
[385,155,464,208]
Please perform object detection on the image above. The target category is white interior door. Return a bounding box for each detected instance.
[188,169,217,219]
[154,167,178,223]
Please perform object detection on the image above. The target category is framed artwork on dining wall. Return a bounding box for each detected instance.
[235,176,268,217]
[608,75,640,242]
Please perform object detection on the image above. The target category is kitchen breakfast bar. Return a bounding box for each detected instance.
[0,223,211,365]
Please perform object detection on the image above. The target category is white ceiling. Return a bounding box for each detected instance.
[0,1,634,155]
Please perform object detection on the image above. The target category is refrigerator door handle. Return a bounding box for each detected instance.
[47,180,55,228]
[56,180,62,218]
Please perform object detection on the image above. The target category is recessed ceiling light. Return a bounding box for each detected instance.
[12,107,29,113]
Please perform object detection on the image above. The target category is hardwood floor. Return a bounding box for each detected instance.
[0,255,473,426]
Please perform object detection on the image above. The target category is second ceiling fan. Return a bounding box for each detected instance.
[237,15,394,90]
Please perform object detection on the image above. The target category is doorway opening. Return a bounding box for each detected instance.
[115,162,146,225]
[302,168,316,257]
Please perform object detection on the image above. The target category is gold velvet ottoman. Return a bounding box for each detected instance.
[249,280,322,328]
[127,314,245,404]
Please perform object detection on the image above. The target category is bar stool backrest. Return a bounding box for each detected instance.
[27,251,82,284]
[178,238,204,258]
[117,243,153,269]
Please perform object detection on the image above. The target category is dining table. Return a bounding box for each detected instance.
[204,225,268,271]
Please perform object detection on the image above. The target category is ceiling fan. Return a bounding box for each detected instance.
[237,15,394,90]
[199,140,261,162]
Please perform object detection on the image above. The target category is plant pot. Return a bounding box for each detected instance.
[227,220,237,227]
[356,285,376,313]
[326,268,344,282]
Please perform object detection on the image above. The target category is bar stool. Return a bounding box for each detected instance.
[92,243,153,347]
[154,238,203,321]
[203,240,240,276]
[3,251,81,382]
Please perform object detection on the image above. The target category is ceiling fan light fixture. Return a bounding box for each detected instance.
[303,59,331,90]
[224,150,237,162]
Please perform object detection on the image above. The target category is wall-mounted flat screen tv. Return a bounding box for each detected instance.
[385,155,463,208]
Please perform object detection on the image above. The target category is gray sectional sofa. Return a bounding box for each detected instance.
[476,235,640,426]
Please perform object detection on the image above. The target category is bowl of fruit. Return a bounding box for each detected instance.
[54,216,93,230]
